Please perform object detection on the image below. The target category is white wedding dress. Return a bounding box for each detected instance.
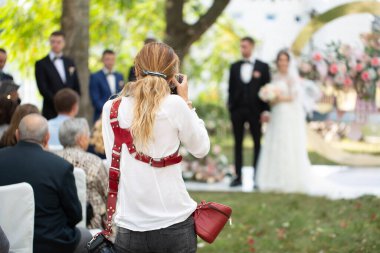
[256,72,311,193]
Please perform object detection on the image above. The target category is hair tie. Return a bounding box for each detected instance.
[142,70,167,79]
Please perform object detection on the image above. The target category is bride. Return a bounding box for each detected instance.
[256,50,311,193]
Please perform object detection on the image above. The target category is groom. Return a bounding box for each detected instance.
[228,37,270,188]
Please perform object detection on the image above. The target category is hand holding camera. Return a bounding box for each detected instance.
[171,74,189,102]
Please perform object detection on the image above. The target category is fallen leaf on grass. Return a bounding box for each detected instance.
[340,220,348,228]
[354,202,362,209]
[276,228,287,240]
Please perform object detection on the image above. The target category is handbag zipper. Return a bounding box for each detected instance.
[206,203,231,218]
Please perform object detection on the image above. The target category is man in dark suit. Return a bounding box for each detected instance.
[35,31,81,120]
[0,48,14,81]
[89,49,124,121]
[228,37,271,188]
[0,113,91,253]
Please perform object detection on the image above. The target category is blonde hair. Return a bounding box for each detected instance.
[90,119,105,154]
[119,42,179,151]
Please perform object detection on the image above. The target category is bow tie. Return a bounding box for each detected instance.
[106,72,114,76]
[53,56,62,61]
[243,60,252,64]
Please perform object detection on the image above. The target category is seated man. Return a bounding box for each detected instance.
[48,88,79,149]
[55,118,108,229]
[0,114,91,253]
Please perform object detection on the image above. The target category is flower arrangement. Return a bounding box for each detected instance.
[322,41,379,100]
[181,144,232,183]
[299,37,380,101]
[299,34,380,101]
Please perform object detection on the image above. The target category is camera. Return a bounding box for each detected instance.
[169,74,183,95]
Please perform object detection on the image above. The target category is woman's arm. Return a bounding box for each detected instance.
[170,75,210,158]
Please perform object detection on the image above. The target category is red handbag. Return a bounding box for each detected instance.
[193,201,232,243]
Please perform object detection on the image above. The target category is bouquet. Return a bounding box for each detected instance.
[259,83,281,102]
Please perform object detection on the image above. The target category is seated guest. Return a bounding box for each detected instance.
[89,49,124,122]
[55,118,108,229]
[0,225,9,253]
[0,114,91,253]
[0,48,13,81]
[0,104,39,148]
[88,118,106,159]
[0,95,18,138]
[48,88,79,149]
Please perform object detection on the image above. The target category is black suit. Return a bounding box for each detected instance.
[0,141,82,253]
[0,71,13,81]
[228,59,270,183]
[35,55,81,119]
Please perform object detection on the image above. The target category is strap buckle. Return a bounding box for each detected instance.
[112,149,121,156]
[149,157,163,167]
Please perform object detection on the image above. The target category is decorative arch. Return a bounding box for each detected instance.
[291,2,380,55]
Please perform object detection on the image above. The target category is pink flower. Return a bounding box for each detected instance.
[377,81,380,88]
[371,57,380,67]
[361,71,370,81]
[343,77,353,87]
[329,63,338,75]
[355,63,363,72]
[313,52,323,62]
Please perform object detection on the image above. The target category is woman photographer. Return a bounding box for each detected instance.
[102,42,210,253]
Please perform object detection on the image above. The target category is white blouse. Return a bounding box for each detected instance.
[102,95,210,231]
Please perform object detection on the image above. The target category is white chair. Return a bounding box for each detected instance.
[102,159,109,175]
[73,168,87,228]
[48,144,63,151]
[0,183,34,253]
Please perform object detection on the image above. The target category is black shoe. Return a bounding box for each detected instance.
[230,178,242,187]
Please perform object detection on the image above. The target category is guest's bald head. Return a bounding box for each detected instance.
[17,114,49,145]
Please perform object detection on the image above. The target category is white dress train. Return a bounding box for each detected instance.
[256,73,311,193]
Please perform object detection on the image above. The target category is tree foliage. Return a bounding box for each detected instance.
[0,0,243,96]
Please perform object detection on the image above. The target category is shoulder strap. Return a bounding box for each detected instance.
[102,99,124,235]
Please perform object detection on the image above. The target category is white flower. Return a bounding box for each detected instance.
[259,83,281,102]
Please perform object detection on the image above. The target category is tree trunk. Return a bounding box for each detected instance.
[164,0,230,63]
[61,0,91,122]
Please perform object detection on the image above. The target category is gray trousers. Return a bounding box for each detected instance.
[0,225,10,253]
[114,216,197,253]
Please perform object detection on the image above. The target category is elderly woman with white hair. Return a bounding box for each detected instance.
[55,118,108,229]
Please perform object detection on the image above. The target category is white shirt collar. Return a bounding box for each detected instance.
[243,54,256,64]
[103,68,114,75]
[49,51,63,61]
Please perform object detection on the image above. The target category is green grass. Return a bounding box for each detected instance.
[190,192,380,253]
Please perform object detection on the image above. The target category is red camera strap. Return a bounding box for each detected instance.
[102,99,182,235]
